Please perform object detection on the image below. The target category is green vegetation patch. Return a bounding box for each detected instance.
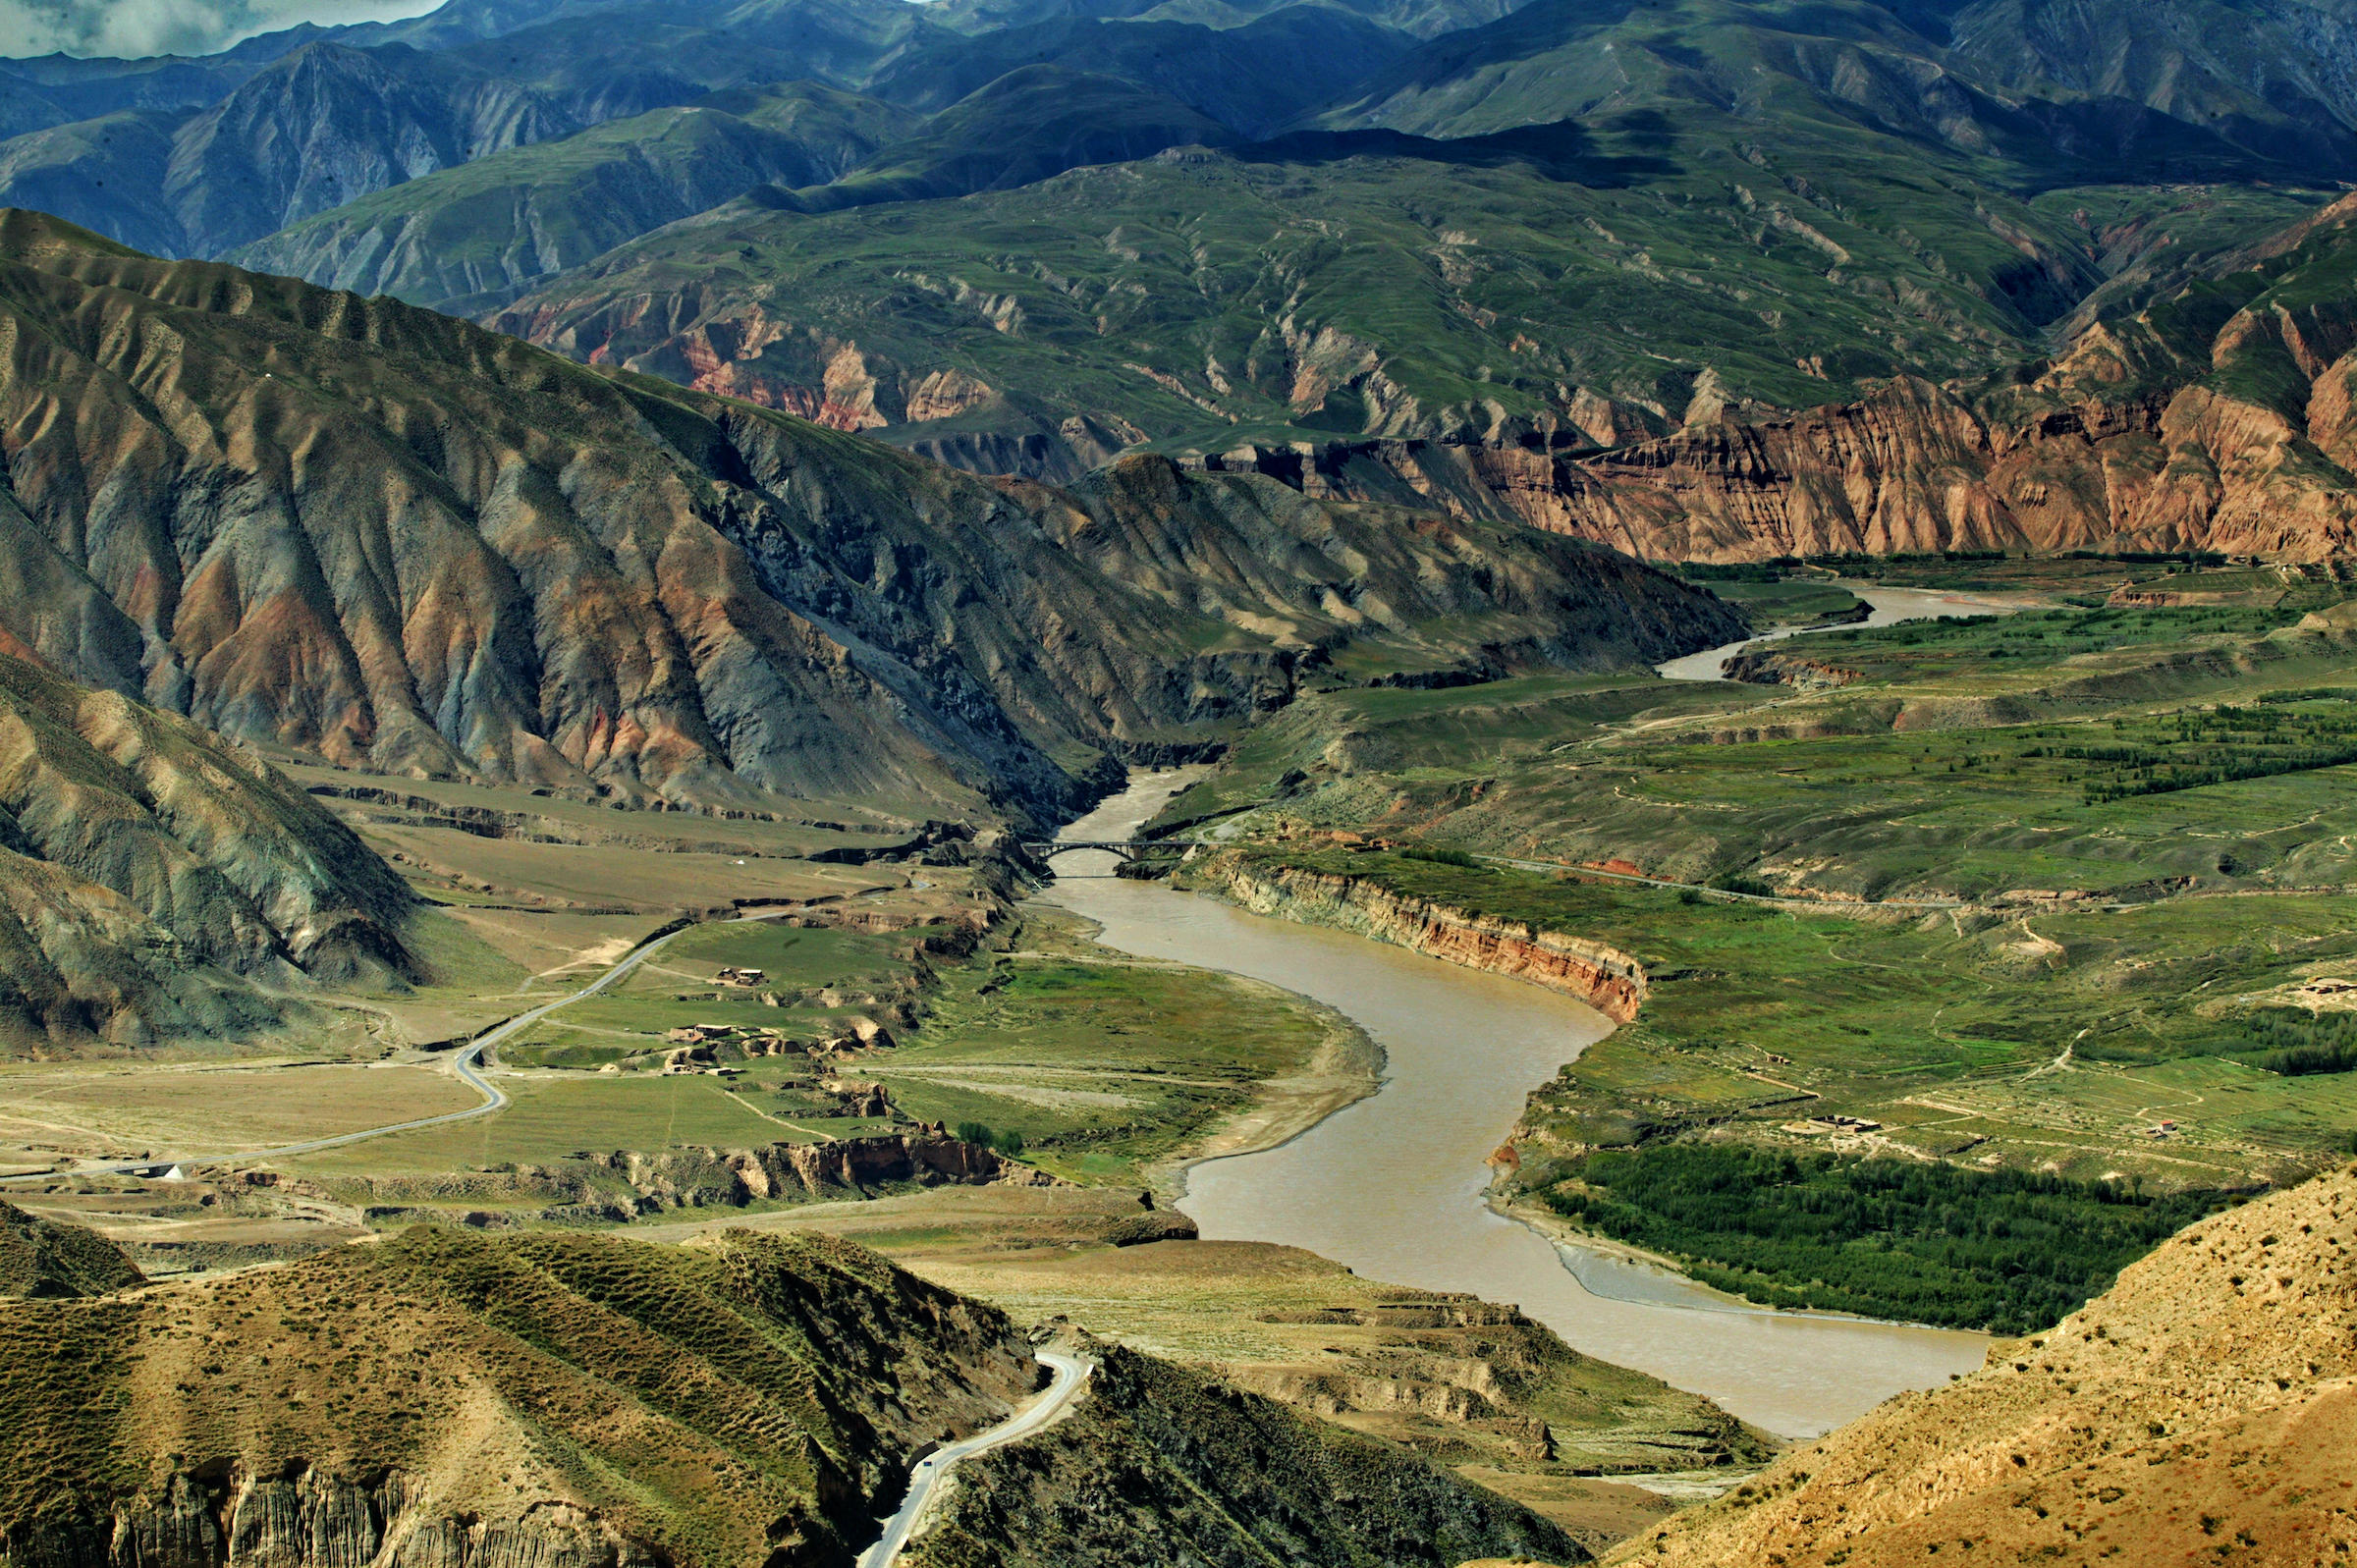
[870,917,1358,1184]
[2225,1009,2357,1077]
[1543,1144,2224,1333]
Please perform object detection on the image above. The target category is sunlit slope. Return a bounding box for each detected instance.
[1605,1166,2357,1568]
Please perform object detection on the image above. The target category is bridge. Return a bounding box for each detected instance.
[1022,838,1195,864]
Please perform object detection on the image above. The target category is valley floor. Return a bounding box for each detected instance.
[10,555,2357,1562]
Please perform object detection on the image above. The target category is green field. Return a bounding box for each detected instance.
[1685,578,1870,629]
[1163,581,2357,899]
[865,911,1362,1185]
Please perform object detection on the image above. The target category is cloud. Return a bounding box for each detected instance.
[0,0,442,60]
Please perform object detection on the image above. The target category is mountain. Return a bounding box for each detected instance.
[861,7,1415,135]
[9,0,2351,559]
[0,111,186,257]
[0,0,947,262]
[229,83,905,309]
[1941,0,2357,173]
[0,210,1739,831]
[0,1200,145,1298]
[1608,1164,2357,1567]
[163,42,583,256]
[761,68,1240,215]
[487,126,2315,473]
[0,645,418,1051]
[0,42,584,258]
[1318,0,2357,178]
[0,1224,1577,1568]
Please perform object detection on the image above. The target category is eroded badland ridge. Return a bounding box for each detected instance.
[1209,192,2357,563]
[0,1225,1583,1568]
[0,208,1735,829]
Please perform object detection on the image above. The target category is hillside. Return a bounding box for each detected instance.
[0,1200,144,1298]
[458,0,2332,471]
[0,1224,1578,1568]
[0,208,1737,829]
[0,646,417,1050]
[1606,1165,2357,1567]
[1257,192,2357,560]
[227,83,906,309]
[907,1343,1589,1568]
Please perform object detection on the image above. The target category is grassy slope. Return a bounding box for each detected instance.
[228,84,906,307]
[1603,1167,2357,1568]
[0,1200,144,1298]
[0,1225,1037,1566]
[0,1222,1584,1568]
[480,0,2329,456]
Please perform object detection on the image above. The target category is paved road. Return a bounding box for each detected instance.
[857,1350,1093,1568]
[0,913,750,1184]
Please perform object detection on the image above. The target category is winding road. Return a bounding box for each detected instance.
[0,913,759,1184]
[858,1350,1094,1568]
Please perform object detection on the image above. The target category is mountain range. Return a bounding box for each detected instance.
[4,0,2351,518]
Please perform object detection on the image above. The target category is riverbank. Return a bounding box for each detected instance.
[1201,855,1649,1022]
[1046,778,1988,1438]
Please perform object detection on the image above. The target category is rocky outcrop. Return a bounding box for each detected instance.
[588,1131,1055,1213]
[1102,1210,1198,1246]
[1719,650,1860,688]
[76,1470,660,1568]
[1202,853,1648,1021]
[1607,1166,2357,1568]
[0,1199,144,1297]
[1219,198,2357,564]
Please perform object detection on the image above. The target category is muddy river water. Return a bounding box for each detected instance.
[1042,584,2038,1439]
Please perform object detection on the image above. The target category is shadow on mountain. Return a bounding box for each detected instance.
[1233,116,1677,187]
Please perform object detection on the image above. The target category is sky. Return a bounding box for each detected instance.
[0,0,442,59]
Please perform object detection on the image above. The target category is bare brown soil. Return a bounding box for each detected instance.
[1606,1166,2357,1568]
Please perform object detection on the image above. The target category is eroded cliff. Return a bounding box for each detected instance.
[1192,850,1648,1022]
[1199,195,2357,564]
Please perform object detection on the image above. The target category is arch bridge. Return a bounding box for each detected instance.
[1022,839,1193,865]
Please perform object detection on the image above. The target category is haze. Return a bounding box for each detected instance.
[0,0,438,58]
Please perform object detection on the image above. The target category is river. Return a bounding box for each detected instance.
[1657,579,2038,680]
[1039,586,2045,1438]
[1043,779,1983,1439]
